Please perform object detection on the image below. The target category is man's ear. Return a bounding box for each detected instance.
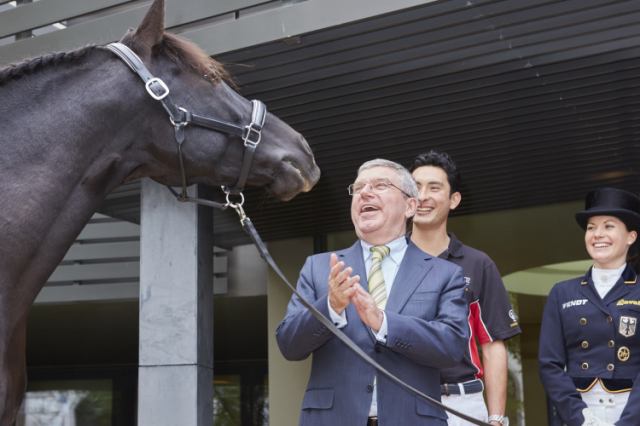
[406,197,418,219]
[118,0,165,59]
[449,192,461,211]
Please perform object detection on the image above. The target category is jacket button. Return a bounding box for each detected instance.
[607,316,613,323]
[609,340,615,348]
[607,364,614,371]
[582,363,589,370]
[580,318,587,325]
[599,399,604,404]
[375,346,381,353]
[366,385,374,393]
[582,341,589,349]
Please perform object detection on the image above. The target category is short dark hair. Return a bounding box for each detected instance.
[409,151,461,196]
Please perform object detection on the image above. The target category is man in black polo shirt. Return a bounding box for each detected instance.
[408,151,521,426]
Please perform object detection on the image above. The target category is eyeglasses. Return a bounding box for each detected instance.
[348,179,412,197]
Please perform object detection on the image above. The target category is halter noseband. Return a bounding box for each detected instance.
[106,42,266,211]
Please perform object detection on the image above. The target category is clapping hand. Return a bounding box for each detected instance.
[351,284,384,332]
[328,253,360,315]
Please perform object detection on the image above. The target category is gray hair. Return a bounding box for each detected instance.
[357,159,418,198]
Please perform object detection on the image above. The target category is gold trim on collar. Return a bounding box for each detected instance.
[581,281,587,285]
[625,276,637,285]
[599,378,632,394]
[576,378,598,393]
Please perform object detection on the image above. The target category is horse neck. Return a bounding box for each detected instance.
[0,48,160,291]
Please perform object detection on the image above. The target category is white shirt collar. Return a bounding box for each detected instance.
[361,235,408,265]
[592,263,627,286]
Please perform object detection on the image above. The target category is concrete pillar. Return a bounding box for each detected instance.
[267,237,314,426]
[138,179,213,426]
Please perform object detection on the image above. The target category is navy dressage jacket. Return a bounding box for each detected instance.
[539,265,640,426]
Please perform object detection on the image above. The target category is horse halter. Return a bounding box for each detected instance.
[105,42,491,426]
[106,42,266,214]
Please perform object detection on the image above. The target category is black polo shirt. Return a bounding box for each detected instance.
[437,232,521,383]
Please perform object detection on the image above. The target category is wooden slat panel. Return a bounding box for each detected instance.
[63,241,140,261]
[0,0,131,39]
[48,261,140,282]
[0,0,272,64]
[35,282,139,304]
[76,222,140,240]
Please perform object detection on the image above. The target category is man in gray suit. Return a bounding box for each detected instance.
[276,159,469,426]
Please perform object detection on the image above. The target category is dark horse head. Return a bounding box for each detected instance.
[112,0,320,199]
[0,0,319,423]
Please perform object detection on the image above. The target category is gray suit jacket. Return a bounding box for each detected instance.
[276,239,469,426]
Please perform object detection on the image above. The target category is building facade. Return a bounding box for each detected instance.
[2,0,640,425]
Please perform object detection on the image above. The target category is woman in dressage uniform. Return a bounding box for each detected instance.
[539,188,640,426]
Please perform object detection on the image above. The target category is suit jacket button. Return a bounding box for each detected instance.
[580,318,587,325]
[582,363,589,370]
[582,341,589,349]
[609,340,615,348]
[366,385,374,393]
[607,316,613,323]
[607,364,614,371]
[375,346,381,353]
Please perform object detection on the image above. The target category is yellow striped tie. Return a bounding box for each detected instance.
[369,246,390,310]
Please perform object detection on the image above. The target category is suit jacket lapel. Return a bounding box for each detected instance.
[385,243,433,314]
[580,268,610,315]
[337,240,367,291]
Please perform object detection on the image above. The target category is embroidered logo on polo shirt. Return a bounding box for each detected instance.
[562,299,589,309]
[617,299,640,306]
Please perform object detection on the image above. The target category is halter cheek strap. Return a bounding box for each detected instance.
[105,42,266,206]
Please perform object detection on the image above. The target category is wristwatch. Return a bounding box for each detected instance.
[488,415,509,426]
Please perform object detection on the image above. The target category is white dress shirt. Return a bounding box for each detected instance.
[327,235,409,417]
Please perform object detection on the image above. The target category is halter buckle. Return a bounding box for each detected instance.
[145,77,170,100]
[244,125,261,147]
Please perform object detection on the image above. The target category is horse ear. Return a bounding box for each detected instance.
[119,0,165,57]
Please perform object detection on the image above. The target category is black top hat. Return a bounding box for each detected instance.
[575,188,640,231]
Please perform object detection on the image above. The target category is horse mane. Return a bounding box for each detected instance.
[155,32,233,86]
[0,45,100,85]
[0,32,232,86]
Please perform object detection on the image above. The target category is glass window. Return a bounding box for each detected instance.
[16,379,112,426]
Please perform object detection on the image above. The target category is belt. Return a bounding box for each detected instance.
[367,417,378,426]
[441,380,484,396]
